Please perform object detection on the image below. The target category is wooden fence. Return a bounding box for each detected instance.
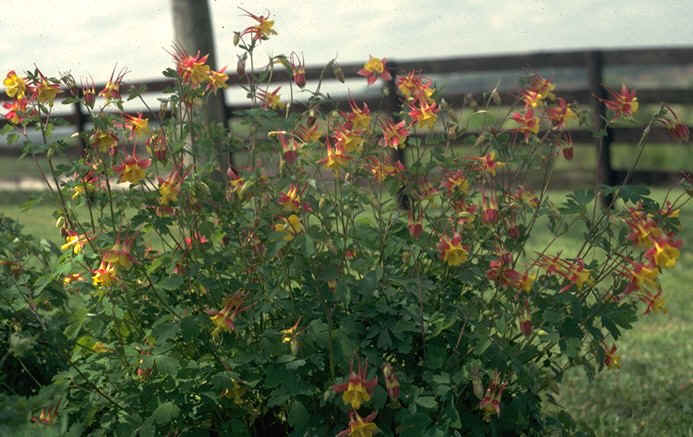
[1,46,692,186]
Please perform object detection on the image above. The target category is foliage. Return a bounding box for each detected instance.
[0,9,690,436]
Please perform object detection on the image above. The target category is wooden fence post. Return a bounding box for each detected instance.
[586,50,615,206]
[73,101,86,155]
[384,61,409,209]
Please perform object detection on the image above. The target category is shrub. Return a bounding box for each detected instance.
[1,9,689,436]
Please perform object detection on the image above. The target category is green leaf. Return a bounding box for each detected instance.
[415,396,438,409]
[287,400,310,431]
[152,401,180,425]
[158,276,184,291]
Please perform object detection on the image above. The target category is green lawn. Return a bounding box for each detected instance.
[1,188,692,436]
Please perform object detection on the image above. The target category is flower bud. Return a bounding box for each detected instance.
[333,63,345,83]
[233,32,240,46]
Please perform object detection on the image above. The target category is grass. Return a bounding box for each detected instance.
[2,188,692,436]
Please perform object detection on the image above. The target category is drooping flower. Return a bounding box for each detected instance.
[92,261,117,288]
[333,124,365,154]
[239,8,277,42]
[437,233,469,266]
[4,70,27,99]
[397,70,434,103]
[226,167,249,200]
[379,119,409,150]
[31,401,61,425]
[528,74,556,101]
[63,272,86,286]
[357,56,392,85]
[658,106,689,143]
[342,100,371,131]
[408,208,424,239]
[146,130,168,162]
[278,184,302,211]
[61,230,89,254]
[603,343,621,369]
[206,292,250,336]
[273,214,304,241]
[546,97,576,129]
[113,149,151,184]
[511,108,540,141]
[3,98,28,124]
[479,374,507,421]
[207,66,229,93]
[319,138,351,172]
[102,236,135,270]
[645,236,682,269]
[535,254,592,292]
[365,156,404,183]
[158,166,186,206]
[442,170,470,196]
[124,113,150,137]
[34,76,60,105]
[90,129,118,155]
[603,84,639,118]
[296,121,321,143]
[481,193,499,224]
[336,411,379,437]
[332,359,378,410]
[382,363,400,401]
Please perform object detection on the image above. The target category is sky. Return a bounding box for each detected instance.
[1,0,692,85]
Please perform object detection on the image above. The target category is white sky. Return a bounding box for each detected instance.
[1,0,692,83]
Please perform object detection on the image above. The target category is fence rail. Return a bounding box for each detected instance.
[1,46,691,185]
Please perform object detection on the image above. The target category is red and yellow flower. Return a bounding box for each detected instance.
[319,139,351,172]
[274,215,304,241]
[511,108,540,141]
[336,411,379,437]
[239,8,277,42]
[206,292,250,336]
[113,150,151,184]
[92,261,117,288]
[546,98,576,129]
[379,119,409,150]
[332,359,378,409]
[357,56,392,85]
[437,233,469,266]
[4,70,27,99]
[408,100,439,129]
[3,98,28,124]
[603,84,639,118]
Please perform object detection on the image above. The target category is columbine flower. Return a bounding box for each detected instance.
[278,184,302,211]
[280,317,303,355]
[365,157,404,183]
[437,233,469,266]
[535,254,592,292]
[528,75,556,101]
[408,100,439,129]
[511,108,539,141]
[146,130,168,162]
[603,84,639,118]
[318,139,351,172]
[382,363,400,401]
[332,359,378,410]
[158,166,186,206]
[207,66,229,93]
[336,411,379,437]
[258,86,285,110]
[31,401,61,425]
[659,106,689,143]
[102,236,134,270]
[113,149,151,185]
[61,231,89,254]
[124,113,150,137]
[271,131,303,163]
[397,70,434,102]
[171,45,210,87]
[442,170,470,195]
[63,272,85,286]
[342,100,371,131]
[3,98,28,124]
[358,56,392,85]
[546,98,576,129]
[273,215,304,241]
[34,75,60,105]
[333,124,365,154]
[479,373,507,421]
[603,344,621,369]
[92,261,117,288]
[296,121,321,143]
[289,52,306,88]
[239,8,277,42]
[99,66,128,100]
[408,208,424,239]
[226,167,249,200]
[206,292,250,336]
[379,119,409,149]
[645,236,682,269]
[90,129,118,155]
[4,70,27,99]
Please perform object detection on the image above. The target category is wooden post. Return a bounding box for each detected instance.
[384,61,409,209]
[586,50,615,206]
[73,101,87,156]
[170,0,231,170]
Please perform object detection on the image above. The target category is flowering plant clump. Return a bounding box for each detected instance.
[1,9,689,436]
